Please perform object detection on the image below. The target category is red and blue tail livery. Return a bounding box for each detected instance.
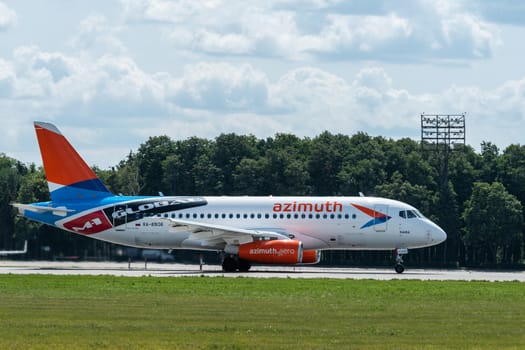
[34,121,112,201]
[14,122,446,273]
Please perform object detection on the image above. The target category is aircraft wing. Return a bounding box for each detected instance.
[156,217,291,249]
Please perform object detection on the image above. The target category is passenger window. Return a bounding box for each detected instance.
[265,213,269,219]
[273,213,277,219]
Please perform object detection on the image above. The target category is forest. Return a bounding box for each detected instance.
[1,130,524,268]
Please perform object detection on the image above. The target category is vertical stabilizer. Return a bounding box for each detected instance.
[34,121,113,201]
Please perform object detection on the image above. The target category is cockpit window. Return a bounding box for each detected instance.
[407,210,423,219]
[400,209,423,219]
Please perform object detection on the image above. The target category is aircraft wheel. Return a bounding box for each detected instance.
[222,256,237,272]
[237,259,251,272]
[394,263,405,274]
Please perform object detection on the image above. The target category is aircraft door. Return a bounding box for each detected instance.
[125,210,142,231]
[112,205,141,231]
[112,205,127,231]
[398,209,409,235]
[373,204,388,232]
[398,209,411,246]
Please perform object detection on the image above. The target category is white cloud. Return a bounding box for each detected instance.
[121,0,220,23]
[170,62,269,111]
[353,67,392,92]
[0,1,16,30]
[469,0,525,26]
[270,67,349,116]
[120,0,499,62]
[314,13,412,55]
[3,44,170,126]
[0,57,15,97]
[170,29,254,55]
[2,0,525,168]
[70,14,127,55]
[4,41,525,159]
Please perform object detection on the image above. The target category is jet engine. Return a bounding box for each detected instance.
[301,250,321,264]
[239,240,304,264]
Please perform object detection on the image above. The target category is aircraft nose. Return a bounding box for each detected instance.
[431,225,447,244]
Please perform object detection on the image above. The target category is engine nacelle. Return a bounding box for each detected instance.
[238,240,303,264]
[301,250,321,264]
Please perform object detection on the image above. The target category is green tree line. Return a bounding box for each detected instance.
[2,132,525,268]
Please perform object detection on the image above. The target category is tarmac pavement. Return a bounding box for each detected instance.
[1,260,525,281]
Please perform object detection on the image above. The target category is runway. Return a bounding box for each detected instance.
[1,260,525,281]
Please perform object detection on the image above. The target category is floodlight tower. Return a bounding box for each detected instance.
[421,113,466,187]
[421,113,466,265]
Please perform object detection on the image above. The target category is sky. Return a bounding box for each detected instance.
[2,0,525,169]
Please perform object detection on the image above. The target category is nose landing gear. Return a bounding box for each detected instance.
[394,248,407,274]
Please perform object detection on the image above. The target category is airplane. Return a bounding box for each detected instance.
[0,240,28,256]
[13,122,447,273]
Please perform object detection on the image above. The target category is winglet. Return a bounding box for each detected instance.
[34,121,113,201]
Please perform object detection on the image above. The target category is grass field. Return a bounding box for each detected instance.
[0,275,524,349]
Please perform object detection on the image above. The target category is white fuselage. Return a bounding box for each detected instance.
[71,196,446,251]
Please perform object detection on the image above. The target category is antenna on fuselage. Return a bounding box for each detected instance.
[359,192,365,197]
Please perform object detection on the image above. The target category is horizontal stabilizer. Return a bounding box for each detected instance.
[12,203,75,217]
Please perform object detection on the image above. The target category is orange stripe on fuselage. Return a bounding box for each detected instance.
[35,124,98,186]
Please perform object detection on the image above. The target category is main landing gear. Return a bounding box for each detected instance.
[222,255,252,272]
[394,248,408,274]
